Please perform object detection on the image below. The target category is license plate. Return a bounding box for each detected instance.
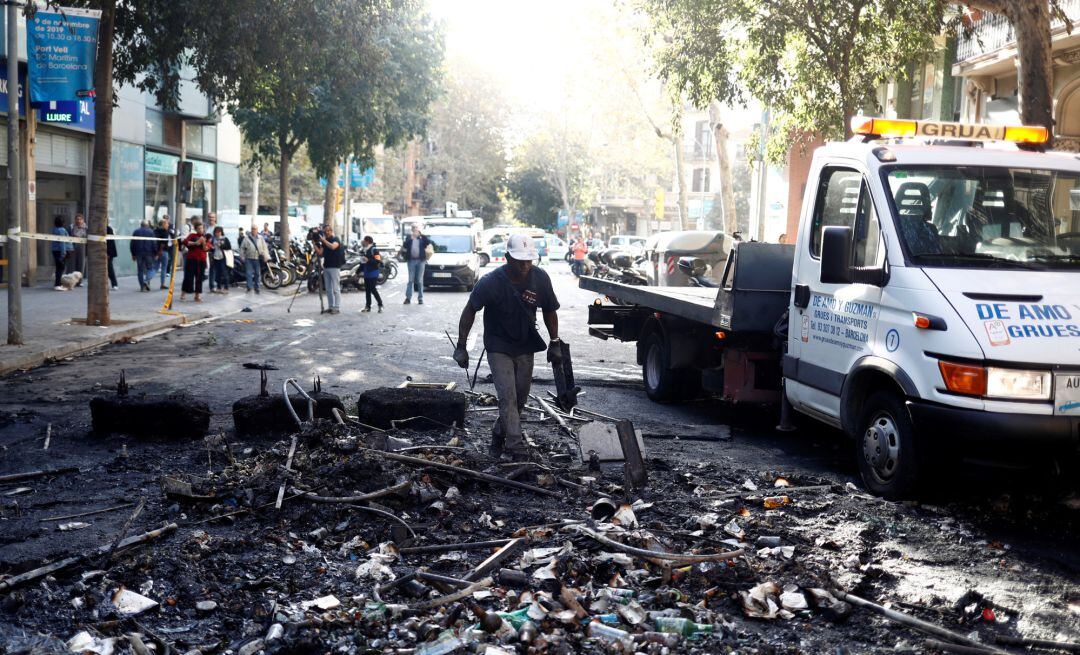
[1054,373,1080,415]
[433,272,452,278]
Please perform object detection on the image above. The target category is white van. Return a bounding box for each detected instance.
[423,226,481,290]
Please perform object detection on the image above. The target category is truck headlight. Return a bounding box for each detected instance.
[985,367,1052,400]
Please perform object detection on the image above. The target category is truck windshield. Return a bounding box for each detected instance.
[362,217,395,233]
[885,166,1080,269]
[429,235,473,253]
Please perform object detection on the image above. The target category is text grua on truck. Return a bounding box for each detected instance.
[423,225,481,290]
[582,117,1080,498]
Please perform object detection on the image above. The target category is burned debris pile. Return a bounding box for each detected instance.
[1,379,1078,655]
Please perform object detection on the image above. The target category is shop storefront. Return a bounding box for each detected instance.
[144,150,178,226]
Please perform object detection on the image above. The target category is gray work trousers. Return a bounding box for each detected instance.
[489,351,534,453]
[323,267,341,310]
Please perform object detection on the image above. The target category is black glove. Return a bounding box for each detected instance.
[547,339,564,365]
[453,346,469,369]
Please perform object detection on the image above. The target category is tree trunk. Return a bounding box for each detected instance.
[1011,2,1054,144]
[323,163,337,230]
[709,101,736,235]
[673,130,688,231]
[86,0,116,326]
[278,140,291,256]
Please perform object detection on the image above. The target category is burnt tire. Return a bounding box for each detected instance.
[855,390,922,499]
[642,333,687,403]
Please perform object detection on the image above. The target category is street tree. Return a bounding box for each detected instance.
[646,0,944,160]
[204,0,442,252]
[417,60,510,220]
[959,1,1071,144]
[62,0,224,324]
[508,166,563,229]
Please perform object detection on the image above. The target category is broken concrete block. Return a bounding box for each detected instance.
[356,387,467,430]
[232,392,345,437]
[90,395,210,438]
[577,422,646,462]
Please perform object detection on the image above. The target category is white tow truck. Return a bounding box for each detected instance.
[582,118,1080,497]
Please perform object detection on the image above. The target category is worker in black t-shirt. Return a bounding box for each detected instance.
[454,234,562,461]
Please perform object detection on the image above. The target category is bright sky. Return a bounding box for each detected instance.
[428,0,610,113]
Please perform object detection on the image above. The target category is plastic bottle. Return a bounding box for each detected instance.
[495,607,531,630]
[414,630,464,655]
[653,616,715,637]
[636,631,680,647]
[587,621,633,651]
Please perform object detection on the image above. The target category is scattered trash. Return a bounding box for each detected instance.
[110,588,158,616]
[57,521,91,531]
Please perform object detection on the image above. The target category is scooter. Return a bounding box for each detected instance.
[677,256,717,287]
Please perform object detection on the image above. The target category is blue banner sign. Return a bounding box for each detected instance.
[319,162,376,188]
[0,67,26,117]
[38,99,95,130]
[26,7,101,103]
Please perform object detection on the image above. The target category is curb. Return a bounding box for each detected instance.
[0,311,211,378]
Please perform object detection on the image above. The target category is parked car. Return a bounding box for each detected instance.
[545,234,568,262]
[608,234,647,254]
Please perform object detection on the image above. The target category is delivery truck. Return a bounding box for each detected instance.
[582,117,1080,498]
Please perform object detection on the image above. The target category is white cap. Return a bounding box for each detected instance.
[505,233,538,261]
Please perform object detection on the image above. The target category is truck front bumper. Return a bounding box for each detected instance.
[907,400,1080,453]
[424,265,476,287]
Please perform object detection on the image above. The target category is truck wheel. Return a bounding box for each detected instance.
[856,391,922,499]
[642,334,683,402]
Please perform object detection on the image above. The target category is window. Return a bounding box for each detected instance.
[145,109,164,146]
[810,167,883,268]
[692,167,711,193]
[693,121,713,157]
[884,166,1080,270]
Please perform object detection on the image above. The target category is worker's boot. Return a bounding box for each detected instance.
[488,434,505,459]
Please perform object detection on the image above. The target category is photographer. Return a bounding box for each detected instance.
[313,224,344,314]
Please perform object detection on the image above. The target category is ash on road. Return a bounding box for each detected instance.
[0,265,1077,654]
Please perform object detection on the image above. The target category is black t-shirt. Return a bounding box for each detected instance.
[468,265,560,356]
[322,236,345,268]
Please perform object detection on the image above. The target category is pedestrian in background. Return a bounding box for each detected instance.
[67,213,88,285]
[239,223,269,294]
[154,216,174,290]
[51,215,72,291]
[209,226,232,294]
[401,224,431,305]
[180,221,212,302]
[360,235,384,313]
[261,223,273,241]
[106,224,119,289]
[453,234,562,461]
[131,220,157,291]
[314,224,344,314]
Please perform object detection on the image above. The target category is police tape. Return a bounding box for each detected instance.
[0,231,175,244]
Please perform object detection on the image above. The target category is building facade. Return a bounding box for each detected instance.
[953,1,1080,147]
[1,15,241,282]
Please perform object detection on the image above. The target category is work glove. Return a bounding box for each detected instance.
[453,346,469,369]
[547,339,564,365]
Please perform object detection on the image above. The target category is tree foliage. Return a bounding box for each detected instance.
[417,60,510,219]
[508,166,563,229]
[197,0,442,240]
[646,0,944,159]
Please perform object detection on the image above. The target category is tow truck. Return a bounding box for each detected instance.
[582,118,1080,497]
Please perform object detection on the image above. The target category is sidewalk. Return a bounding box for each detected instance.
[0,274,287,377]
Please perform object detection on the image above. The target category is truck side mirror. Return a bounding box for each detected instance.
[820,226,853,284]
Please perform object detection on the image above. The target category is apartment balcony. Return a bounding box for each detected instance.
[956,0,1080,70]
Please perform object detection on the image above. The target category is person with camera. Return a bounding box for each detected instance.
[401,224,431,304]
[313,224,344,314]
[453,234,562,461]
[358,235,384,313]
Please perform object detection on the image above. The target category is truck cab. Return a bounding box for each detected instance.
[787,118,1080,495]
[583,118,1080,497]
